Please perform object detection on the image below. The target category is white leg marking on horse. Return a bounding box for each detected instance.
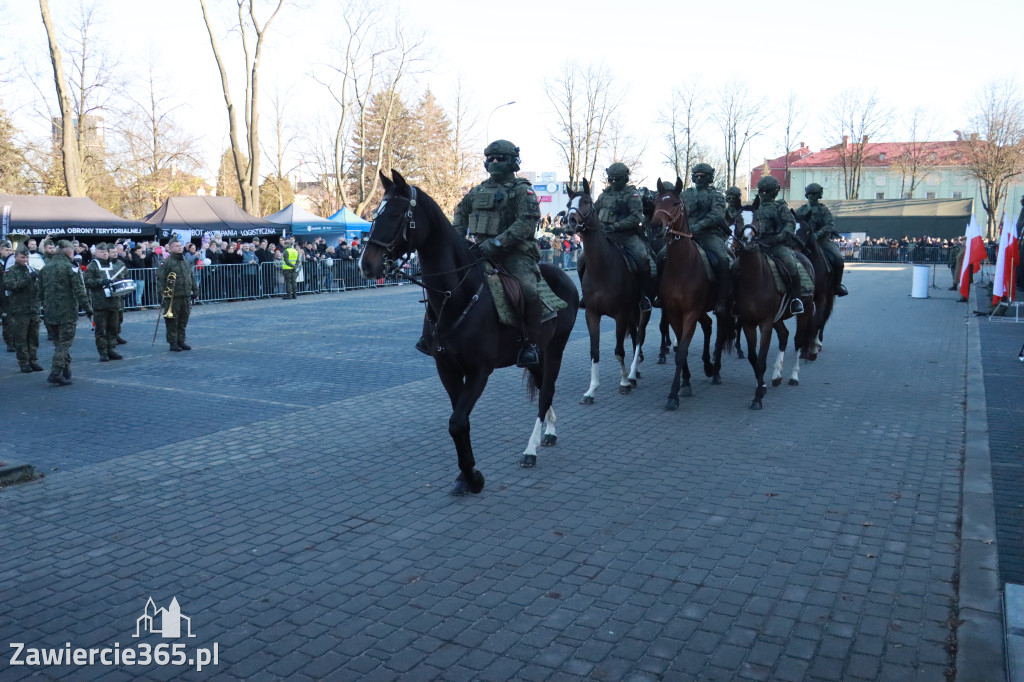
[790,355,801,383]
[627,344,642,382]
[524,418,543,456]
[584,361,600,398]
[616,355,629,385]
[815,338,823,353]
[772,351,785,382]
[544,407,557,438]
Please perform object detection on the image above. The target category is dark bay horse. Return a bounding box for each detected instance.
[792,216,837,361]
[566,179,651,403]
[359,170,579,494]
[651,178,728,410]
[733,224,815,409]
[641,188,676,366]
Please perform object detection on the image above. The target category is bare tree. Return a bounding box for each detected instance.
[778,91,807,200]
[960,80,1024,238]
[889,107,941,199]
[259,86,300,215]
[658,80,704,183]
[822,88,893,199]
[605,115,648,185]
[545,62,623,189]
[711,81,768,189]
[39,0,84,196]
[199,0,285,213]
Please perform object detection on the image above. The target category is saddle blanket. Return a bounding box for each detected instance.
[763,257,813,296]
[486,272,568,328]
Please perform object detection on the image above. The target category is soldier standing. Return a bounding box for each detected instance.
[282,237,300,299]
[449,139,543,367]
[754,176,811,314]
[593,162,655,310]
[157,235,197,351]
[39,240,91,386]
[677,164,732,315]
[83,243,127,361]
[4,245,44,373]
[794,183,848,296]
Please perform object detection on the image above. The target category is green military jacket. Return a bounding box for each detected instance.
[4,262,41,317]
[755,199,799,248]
[84,257,130,311]
[157,254,196,299]
[794,202,837,240]
[453,177,541,258]
[40,253,90,324]
[681,186,727,237]
[594,185,643,234]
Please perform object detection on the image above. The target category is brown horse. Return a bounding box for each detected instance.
[360,170,579,494]
[792,216,837,361]
[733,223,815,409]
[650,177,729,410]
[566,179,651,403]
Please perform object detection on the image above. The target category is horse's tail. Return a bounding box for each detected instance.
[523,368,541,402]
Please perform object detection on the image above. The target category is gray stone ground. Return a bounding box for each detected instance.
[0,264,990,681]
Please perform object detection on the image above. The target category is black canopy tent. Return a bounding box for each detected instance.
[783,198,975,240]
[144,196,285,239]
[0,194,155,239]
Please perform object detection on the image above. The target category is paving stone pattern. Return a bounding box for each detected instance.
[0,266,968,680]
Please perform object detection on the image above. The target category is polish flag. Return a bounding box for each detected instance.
[992,212,1018,305]
[959,214,986,299]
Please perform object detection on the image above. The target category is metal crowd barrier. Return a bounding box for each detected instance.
[120,260,406,311]
[843,245,953,264]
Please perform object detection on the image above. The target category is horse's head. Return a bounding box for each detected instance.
[652,177,688,236]
[791,210,813,248]
[360,169,421,279]
[565,178,599,233]
[738,223,760,250]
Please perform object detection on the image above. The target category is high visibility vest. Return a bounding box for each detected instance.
[283,247,299,270]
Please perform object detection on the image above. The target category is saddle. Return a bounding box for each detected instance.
[484,261,566,328]
[761,249,812,297]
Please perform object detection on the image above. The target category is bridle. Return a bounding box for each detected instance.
[366,186,419,271]
[566,194,598,232]
[652,195,692,241]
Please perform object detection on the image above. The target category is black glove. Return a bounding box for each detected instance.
[602,224,615,235]
[476,239,502,259]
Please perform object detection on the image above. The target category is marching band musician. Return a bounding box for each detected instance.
[3,244,44,374]
[83,243,129,362]
[157,235,197,352]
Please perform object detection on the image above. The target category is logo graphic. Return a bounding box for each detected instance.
[134,598,196,639]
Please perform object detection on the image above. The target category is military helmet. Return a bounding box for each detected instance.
[692,163,715,178]
[805,182,824,195]
[757,176,781,193]
[606,162,630,179]
[483,139,521,173]
[725,186,742,197]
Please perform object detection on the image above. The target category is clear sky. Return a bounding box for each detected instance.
[3,0,1023,193]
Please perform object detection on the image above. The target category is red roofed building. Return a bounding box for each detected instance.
[749,143,813,199]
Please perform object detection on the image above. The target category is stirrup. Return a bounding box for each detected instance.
[639,296,652,312]
[836,284,848,297]
[789,298,805,315]
[415,336,431,356]
[516,344,540,368]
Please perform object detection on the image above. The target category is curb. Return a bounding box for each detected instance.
[955,312,1006,682]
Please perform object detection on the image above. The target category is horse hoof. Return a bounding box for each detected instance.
[450,477,469,496]
[771,378,782,387]
[629,377,638,387]
[808,354,818,362]
[619,384,632,395]
[657,356,667,365]
[704,366,714,378]
[580,395,595,405]
[712,375,722,385]
[749,400,763,410]
[665,399,679,411]
[799,350,807,360]
[469,469,485,493]
[681,386,692,397]
[541,434,557,446]
[788,379,799,386]
[520,455,537,468]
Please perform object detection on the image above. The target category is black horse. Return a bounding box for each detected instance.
[359,170,579,495]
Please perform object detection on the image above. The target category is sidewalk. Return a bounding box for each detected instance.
[0,264,1002,680]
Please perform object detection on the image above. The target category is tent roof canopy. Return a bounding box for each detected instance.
[265,203,348,236]
[0,194,155,238]
[328,207,371,229]
[144,196,284,237]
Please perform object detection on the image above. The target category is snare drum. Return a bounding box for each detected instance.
[107,280,137,298]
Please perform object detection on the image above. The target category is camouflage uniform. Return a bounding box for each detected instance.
[677,165,732,312]
[157,248,197,350]
[794,188,846,295]
[756,197,814,298]
[594,184,652,275]
[724,187,745,240]
[3,257,42,371]
[84,247,129,359]
[39,248,91,381]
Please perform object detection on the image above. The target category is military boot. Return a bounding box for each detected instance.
[116,336,127,345]
[836,281,849,297]
[29,362,44,372]
[62,366,72,380]
[789,278,805,315]
[178,343,191,351]
[99,353,110,362]
[20,364,33,373]
[47,371,72,386]
[415,337,431,355]
[107,350,124,360]
[638,269,653,312]
[516,301,542,368]
[169,343,182,352]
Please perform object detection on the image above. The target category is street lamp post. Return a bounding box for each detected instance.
[485,101,516,143]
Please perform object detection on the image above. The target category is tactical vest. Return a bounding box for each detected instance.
[597,188,633,225]
[467,180,522,238]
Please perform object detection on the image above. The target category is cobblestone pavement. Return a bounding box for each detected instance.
[0,265,980,681]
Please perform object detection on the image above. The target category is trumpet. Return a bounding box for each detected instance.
[152,271,178,343]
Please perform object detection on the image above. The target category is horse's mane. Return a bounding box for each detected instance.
[409,184,470,251]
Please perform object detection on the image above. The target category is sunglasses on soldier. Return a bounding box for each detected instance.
[486,154,510,163]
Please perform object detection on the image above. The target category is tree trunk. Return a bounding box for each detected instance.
[39,0,84,197]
